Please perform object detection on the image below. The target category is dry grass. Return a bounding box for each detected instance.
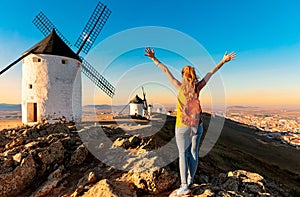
[0,114,114,131]
[0,119,23,130]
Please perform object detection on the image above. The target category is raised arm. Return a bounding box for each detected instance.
[203,51,236,83]
[144,47,181,90]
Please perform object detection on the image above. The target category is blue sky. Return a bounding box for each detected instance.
[0,0,299,107]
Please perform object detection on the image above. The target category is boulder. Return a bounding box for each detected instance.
[191,170,270,196]
[112,135,142,149]
[68,144,88,167]
[221,170,266,195]
[30,166,65,197]
[0,155,36,196]
[82,179,136,197]
[5,137,24,150]
[76,171,98,188]
[123,167,178,194]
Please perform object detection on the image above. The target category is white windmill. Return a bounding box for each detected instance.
[129,87,152,119]
[0,1,115,124]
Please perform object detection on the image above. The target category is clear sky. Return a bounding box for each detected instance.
[0,0,299,108]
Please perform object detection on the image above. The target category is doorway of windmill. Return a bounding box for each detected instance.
[27,102,37,122]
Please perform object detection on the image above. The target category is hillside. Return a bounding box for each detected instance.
[202,114,300,196]
[0,113,298,196]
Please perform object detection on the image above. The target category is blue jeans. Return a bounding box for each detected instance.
[175,125,203,186]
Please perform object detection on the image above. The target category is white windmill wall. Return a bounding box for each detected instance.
[72,68,82,122]
[22,54,82,124]
[129,103,143,116]
[147,105,152,117]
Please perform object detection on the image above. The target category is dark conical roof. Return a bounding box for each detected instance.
[130,95,144,104]
[26,29,81,61]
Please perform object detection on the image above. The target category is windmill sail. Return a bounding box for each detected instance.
[81,58,115,98]
[74,1,111,55]
[32,2,115,98]
[142,86,148,110]
[33,12,73,48]
[0,47,38,76]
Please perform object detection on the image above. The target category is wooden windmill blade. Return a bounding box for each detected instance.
[0,47,38,76]
[74,1,111,55]
[80,58,115,98]
[142,86,148,110]
[33,12,73,48]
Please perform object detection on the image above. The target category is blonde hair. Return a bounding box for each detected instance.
[181,65,198,98]
[181,66,197,85]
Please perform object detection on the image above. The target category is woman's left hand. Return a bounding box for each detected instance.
[222,51,236,63]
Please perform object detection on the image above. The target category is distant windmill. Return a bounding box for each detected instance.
[128,86,152,119]
[0,1,115,124]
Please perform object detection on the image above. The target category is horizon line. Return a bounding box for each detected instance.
[1,102,300,108]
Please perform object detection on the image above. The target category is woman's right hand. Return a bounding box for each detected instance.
[144,47,155,59]
[222,51,236,63]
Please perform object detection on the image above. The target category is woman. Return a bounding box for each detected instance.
[144,47,236,195]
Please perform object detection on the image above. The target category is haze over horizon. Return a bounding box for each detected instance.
[0,0,299,108]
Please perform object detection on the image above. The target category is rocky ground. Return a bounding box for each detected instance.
[0,114,297,196]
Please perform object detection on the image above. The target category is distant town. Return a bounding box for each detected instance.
[225,106,300,149]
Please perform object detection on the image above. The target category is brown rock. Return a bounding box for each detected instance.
[12,152,22,164]
[31,179,60,197]
[3,146,23,157]
[0,155,36,196]
[0,133,9,147]
[76,171,97,188]
[218,170,267,196]
[222,177,239,192]
[48,165,64,180]
[199,189,214,197]
[217,190,241,197]
[123,167,178,194]
[170,187,215,197]
[112,135,141,149]
[87,171,97,184]
[25,141,40,149]
[127,135,141,148]
[70,185,84,197]
[83,179,136,197]
[112,138,126,148]
[38,140,65,165]
[2,156,14,169]
[68,144,88,166]
[232,170,264,183]
[30,165,65,197]
[5,137,23,150]
[37,140,65,173]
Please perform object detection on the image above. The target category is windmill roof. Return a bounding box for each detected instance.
[130,95,144,104]
[25,29,81,61]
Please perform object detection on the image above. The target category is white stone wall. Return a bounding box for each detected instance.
[22,54,82,124]
[129,103,143,116]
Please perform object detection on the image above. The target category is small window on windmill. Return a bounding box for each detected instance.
[61,59,67,64]
[33,57,41,62]
[28,84,33,89]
